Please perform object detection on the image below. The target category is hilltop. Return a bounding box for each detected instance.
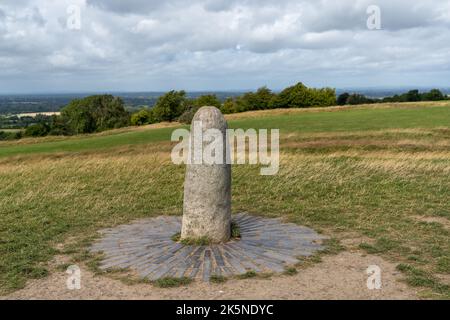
[1,101,449,299]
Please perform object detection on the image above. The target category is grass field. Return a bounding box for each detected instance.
[1,101,449,298]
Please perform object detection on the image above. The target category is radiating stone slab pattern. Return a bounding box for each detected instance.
[90,213,326,281]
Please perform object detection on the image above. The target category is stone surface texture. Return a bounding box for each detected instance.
[181,106,231,243]
[90,213,325,281]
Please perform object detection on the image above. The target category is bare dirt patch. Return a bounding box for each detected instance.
[2,251,419,300]
[413,216,450,230]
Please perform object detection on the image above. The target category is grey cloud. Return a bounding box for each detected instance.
[30,7,46,27]
[203,0,233,12]
[86,0,168,14]
[0,0,449,93]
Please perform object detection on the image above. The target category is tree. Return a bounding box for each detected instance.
[61,95,129,134]
[178,108,197,124]
[254,87,277,109]
[131,109,155,126]
[309,88,337,106]
[269,82,336,109]
[236,87,276,111]
[269,82,309,108]
[422,89,445,101]
[49,115,70,136]
[405,90,421,102]
[61,101,95,134]
[220,97,238,114]
[193,94,221,109]
[0,131,11,141]
[176,94,221,124]
[337,92,350,105]
[152,90,187,122]
[346,93,374,105]
[24,123,51,137]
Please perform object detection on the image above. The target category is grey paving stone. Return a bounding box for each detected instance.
[222,244,262,272]
[202,250,212,281]
[90,213,324,281]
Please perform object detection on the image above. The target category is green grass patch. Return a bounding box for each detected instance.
[229,103,450,134]
[358,237,409,254]
[231,221,241,239]
[407,255,425,263]
[284,267,298,276]
[210,275,227,284]
[319,238,345,255]
[171,222,241,246]
[437,257,450,274]
[0,126,178,158]
[396,264,450,298]
[153,277,192,288]
[171,232,181,243]
[296,238,344,268]
[180,236,212,246]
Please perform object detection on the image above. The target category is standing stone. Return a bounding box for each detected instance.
[181,106,231,243]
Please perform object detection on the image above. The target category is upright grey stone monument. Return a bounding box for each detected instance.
[181,106,231,243]
[91,105,325,279]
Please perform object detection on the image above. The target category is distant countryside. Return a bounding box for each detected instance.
[1,83,449,141]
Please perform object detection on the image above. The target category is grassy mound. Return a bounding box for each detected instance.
[0,101,449,298]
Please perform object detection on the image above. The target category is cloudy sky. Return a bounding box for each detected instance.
[0,0,449,93]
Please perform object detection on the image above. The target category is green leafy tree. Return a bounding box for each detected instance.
[220,97,238,114]
[61,95,129,134]
[422,89,445,101]
[405,90,421,102]
[24,123,51,137]
[49,115,70,136]
[131,109,156,126]
[383,89,447,103]
[255,87,277,109]
[178,108,197,124]
[178,94,222,124]
[62,102,95,134]
[236,87,276,111]
[193,94,221,108]
[309,88,337,106]
[269,82,336,109]
[0,131,13,141]
[346,93,374,105]
[337,92,350,105]
[152,90,187,122]
[269,82,307,108]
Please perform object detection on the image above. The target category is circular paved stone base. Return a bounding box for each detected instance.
[90,213,326,281]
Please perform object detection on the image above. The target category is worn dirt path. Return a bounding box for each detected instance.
[3,251,419,300]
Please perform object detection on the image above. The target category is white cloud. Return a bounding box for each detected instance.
[48,51,76,67]
[0,0,449,93]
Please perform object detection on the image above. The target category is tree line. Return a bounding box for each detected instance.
[337,89,448,105]
[1,83,448,141]
[132,82,336,126]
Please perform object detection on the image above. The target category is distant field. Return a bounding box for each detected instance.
[15,112,60,118]
[0,101,449,298]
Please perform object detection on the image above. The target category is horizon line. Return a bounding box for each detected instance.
[1,85,450,96]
